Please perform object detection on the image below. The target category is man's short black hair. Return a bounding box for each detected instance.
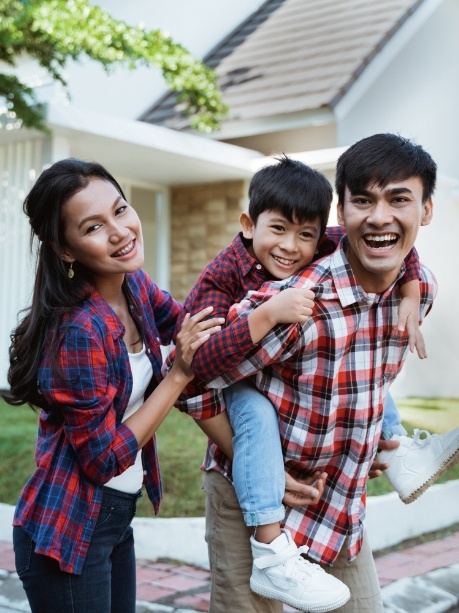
[248,155,333,236]
[335,133,437,204]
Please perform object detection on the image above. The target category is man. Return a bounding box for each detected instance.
[181,133,438,612]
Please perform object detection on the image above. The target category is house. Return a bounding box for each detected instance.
[1,0,458,398]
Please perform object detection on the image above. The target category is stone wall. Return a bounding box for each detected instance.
[170,180,247,301]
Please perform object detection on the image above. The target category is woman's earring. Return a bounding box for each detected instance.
[68,262,75,279]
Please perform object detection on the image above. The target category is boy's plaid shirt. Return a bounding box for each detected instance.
[178,240,435,566]
[13,270,181,575]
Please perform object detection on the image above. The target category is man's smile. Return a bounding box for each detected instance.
[363,233,399,249]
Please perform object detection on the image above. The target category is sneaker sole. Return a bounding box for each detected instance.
[249,578,351,612]
[399,440,459,504]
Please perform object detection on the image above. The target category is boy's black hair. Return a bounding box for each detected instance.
[248,155,333,236]
[335,133,437,204]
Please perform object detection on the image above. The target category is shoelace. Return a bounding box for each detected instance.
[412,429,432,446]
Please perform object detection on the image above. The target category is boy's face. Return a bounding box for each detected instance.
[241,210,322,280]
[337,177,433,293]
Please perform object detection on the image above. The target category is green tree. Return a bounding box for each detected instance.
[0,0,227,132]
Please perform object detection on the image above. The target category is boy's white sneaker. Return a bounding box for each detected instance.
[378,428,459,504]
[249,529,350,612]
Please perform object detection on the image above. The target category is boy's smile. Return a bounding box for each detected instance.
[240,210,322,280]
[337,177,433,293]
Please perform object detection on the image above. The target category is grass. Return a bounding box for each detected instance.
[1,397,458,517]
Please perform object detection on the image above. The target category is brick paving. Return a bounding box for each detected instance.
[376,531,459,587]
[0,533,458,612]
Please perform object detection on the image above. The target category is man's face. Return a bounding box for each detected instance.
[337,177,433,293]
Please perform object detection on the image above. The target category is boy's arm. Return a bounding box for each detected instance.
[174,268,258,380]
[207,288,303,390]
[246,287,314,343]
[398,279,427,359]
[398,247,426,359]
[187,270,314,381]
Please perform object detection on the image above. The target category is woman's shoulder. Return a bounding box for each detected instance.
[61,293,119,337]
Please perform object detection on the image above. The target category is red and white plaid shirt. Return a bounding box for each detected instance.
[181,239,436,566]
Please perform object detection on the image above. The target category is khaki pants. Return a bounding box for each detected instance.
[204,471,384,613]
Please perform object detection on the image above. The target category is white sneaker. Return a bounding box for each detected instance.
[249,529,350,612]
[378,428,459,504]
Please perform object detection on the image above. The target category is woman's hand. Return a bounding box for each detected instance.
[173,307,225,380]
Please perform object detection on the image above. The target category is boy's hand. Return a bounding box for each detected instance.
[397,297,427,359]
[268,288,315,325]
[283,470,327,507]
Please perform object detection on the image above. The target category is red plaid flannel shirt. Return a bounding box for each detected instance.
[13,270,181,574]
[176,238,432,566]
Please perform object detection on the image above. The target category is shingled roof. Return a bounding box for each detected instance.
[140,0,425,131]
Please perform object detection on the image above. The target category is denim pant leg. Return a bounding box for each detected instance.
[382,391,408,439]
[13,486,140,613]
[223,380,285,527]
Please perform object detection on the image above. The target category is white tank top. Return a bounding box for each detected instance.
[105,345,153,493]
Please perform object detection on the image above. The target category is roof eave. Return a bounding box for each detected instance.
[209,107,336,141]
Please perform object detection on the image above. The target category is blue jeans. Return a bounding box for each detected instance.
[223,381,285,527]
[382,391,408,439]
[224,383,406,527]
[13,486,141,613]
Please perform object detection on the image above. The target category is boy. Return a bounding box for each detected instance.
[170,155,449,612]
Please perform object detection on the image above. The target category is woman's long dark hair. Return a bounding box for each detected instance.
[4,158,128,408]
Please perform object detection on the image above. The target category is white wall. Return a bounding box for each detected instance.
[336,0,459,398]
[390,176,459,398]
[337,0,459,179]
[63,0,267,119]
[0,137,48,389]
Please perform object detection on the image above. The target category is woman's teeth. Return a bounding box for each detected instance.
[113,240,134,256]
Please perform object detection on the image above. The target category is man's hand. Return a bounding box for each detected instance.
[369,438,400,478]
[283,470,327,508]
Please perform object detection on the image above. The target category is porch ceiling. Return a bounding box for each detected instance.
[46,102,262,186]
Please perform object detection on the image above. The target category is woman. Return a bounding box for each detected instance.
[4,158,223,613]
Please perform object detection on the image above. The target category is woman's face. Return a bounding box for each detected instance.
[61,178,144,284]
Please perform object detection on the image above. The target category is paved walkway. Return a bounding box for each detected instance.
[0,532,458,612]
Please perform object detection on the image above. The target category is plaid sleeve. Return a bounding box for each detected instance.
[39,327,138,485]
[400,247,421,283]
[317,226,345,258]
[175,386,227,419]
[181,268,256,381]
[419,264,438,317]
[209,288,301,388]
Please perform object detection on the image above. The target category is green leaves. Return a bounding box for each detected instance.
[0,0,227,132]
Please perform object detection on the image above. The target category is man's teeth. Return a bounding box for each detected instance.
[114,240,134,256]
[365,234,397,242]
